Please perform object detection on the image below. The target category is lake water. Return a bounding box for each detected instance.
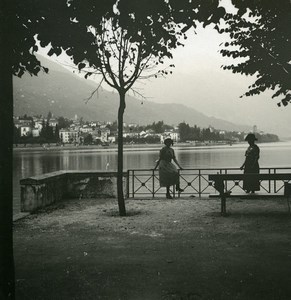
[13,141,291,213]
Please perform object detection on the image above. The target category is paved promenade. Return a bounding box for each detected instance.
[14,197,291,300]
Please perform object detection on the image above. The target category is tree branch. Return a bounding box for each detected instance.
[83,78,105,103]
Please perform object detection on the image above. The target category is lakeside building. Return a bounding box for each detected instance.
[108,135,116,143]
[32,129,40,137]
[59,129,80,144]
[92,128,111,143]
[33,119,44,131]
[14,119,33,127]
[19,125,32,137]
[80,125,93,134]
[14,119,33,136]
[128,123,138,128]
[161,130,180,143]
[14,114,278,146]
[123,131,140,138]
[49,118,58,128]
[89,121,98,127]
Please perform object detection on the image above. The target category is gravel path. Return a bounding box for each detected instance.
[14,198,291,300]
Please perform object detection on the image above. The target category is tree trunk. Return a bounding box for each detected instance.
[117,91,126,216]
[0,2,15,298]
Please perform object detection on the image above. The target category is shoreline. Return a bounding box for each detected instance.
[12,140,286,153]
[13,142,240,153]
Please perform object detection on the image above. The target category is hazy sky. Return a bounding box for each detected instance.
[133,25,291,137]
[40,6,291,137]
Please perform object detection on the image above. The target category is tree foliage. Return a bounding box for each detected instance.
[11,0,226,77]
[84,133,93,145]
[219,0,291,106]
[145,121,172,134]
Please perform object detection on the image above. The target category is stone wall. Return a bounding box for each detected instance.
[20,171,128,212]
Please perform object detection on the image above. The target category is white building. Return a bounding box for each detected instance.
[128,123,138,128]
[108,136,116,143]
[34,119,44,131]
[209,126,215,133]
[92,128,110,143]
[19,125,32,137]
[80,125,93,133]
[123,131,139,138]
[49,118,58,128]
[59,129,79,144]
[89,121,98,127]
[14,119,33,129]
[32,129,40,137]
[162,131,180,143]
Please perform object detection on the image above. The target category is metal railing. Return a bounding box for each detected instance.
[127,167,291,198]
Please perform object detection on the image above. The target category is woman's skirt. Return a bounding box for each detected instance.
[158,160,179,187]
[243,164,260,192]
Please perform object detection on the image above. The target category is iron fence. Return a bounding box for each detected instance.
[127,167,291,198]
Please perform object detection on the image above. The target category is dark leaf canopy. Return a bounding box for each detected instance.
[11,0,116,76]
[11,0,225,79]
[220,0,291,106]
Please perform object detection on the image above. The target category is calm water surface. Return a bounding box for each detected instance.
[13,141,291,213]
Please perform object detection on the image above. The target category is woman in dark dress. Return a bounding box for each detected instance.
[240,133,260,193]
[154,138,184,199]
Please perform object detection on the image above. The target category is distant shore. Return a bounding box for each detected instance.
[13,141,242,153]
[13,140,287,153]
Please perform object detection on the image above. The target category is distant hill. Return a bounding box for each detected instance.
[13,55,251,132]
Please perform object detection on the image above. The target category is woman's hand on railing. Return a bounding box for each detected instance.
[153,159,160,171]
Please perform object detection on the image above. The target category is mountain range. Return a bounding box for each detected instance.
[13,55,253,132]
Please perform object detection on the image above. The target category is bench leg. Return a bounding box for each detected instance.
[221,195,226,216]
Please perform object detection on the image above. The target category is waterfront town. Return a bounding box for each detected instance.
[2,2,290,299]
[13,112,279,147]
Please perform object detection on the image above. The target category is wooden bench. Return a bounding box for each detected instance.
[208,173,291,215]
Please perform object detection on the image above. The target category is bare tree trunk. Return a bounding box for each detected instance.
[117,91,126,216]
[0,2,15,297]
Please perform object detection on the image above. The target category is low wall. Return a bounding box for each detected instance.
[20,171,128,212]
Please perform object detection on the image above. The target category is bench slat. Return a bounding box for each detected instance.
[209,173,291,181]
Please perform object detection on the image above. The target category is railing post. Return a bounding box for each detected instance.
[224,169,228,192]
[132,170,135,198]
[198,169,201,198]
[268,168,271,193]
[274,168,277,193]
[152,169,155,198]
[126,170,130,198]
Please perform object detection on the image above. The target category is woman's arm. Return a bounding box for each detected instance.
[173,157,183,169]
[153,158,160,170]
[240,148,248,170]
[172,149,183,169]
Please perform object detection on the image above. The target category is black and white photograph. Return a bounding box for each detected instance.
[1,1,291,299]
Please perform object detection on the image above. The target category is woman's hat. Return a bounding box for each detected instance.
[164,137,173,145]
[245,133,257,141]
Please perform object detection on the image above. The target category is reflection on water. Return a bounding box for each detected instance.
[13,142,291,213]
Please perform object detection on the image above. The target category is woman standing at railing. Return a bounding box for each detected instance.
[154,138,184,199]
[240,133,260,193]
